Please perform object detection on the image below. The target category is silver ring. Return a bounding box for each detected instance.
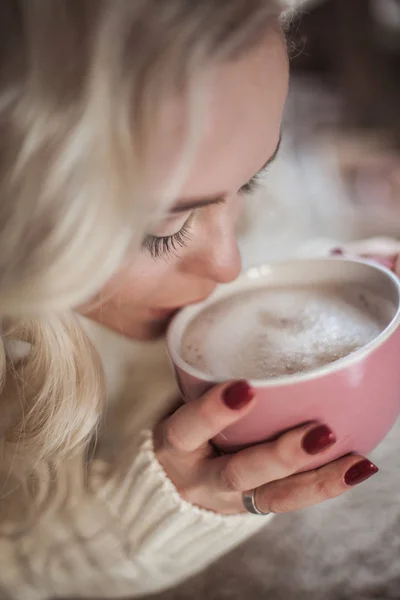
[243,489,270,516]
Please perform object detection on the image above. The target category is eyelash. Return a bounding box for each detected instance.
[143,167,268,259]
[143,219,192,259]
[239,170,266,196]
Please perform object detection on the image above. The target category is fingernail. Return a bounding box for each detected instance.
[222,381,254,410]
[302,425,336,455]
[344,460,379,487]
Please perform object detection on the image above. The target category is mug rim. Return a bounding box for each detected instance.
[166,256,400,388]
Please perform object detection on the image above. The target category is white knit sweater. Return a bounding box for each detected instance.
[0,324,268,600]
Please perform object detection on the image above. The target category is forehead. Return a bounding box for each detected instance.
[151,30,289,201]
[183,31,288,197]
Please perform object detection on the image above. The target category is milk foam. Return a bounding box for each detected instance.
[181,284,393,379]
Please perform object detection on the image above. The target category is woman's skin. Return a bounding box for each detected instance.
[84,30,287,341]
[83,28,378,515]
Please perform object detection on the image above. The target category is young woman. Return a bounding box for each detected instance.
[0,1,378,598]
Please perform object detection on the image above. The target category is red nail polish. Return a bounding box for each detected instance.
[223,381,254,410]
[302,425,336,455]
[344,460,379,487]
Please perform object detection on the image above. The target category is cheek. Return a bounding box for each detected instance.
[110,253,179,305]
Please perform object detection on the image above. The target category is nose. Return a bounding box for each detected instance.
[183,228,242,285]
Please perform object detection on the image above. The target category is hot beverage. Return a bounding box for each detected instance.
[181,284,391,379]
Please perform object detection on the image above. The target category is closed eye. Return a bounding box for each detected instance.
[143,214,193,259]
[239,134,282,196]
[239,164,270,196]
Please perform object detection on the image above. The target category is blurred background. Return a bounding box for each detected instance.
[239,0,400,268]
[150,2,400,599]
[288,0,400,231]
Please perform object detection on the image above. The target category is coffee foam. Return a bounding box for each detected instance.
[181,284,393,380]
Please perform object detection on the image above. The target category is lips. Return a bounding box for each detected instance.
[150,295,212,320]
[149,288,216,324]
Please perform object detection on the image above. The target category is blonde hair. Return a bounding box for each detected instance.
[0,1,282,481]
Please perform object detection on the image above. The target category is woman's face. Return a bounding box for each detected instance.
[84,30,289,340]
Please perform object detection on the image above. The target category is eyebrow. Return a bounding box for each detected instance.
[171,134,282,214]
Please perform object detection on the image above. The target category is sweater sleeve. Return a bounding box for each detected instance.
[88,430,270,596]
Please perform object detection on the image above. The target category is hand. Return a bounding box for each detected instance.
[331,239,400,275]
[153,381,378,515]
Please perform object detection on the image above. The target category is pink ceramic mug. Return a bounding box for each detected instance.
[167,258,400,468]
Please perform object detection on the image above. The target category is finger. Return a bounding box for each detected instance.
[361,253,399,271]
[214,423,336,493]
[254,455,378,514]
[338,237,400,257]
[158,380,254,454]
[394,254,400,278]
[331,243,400,274]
